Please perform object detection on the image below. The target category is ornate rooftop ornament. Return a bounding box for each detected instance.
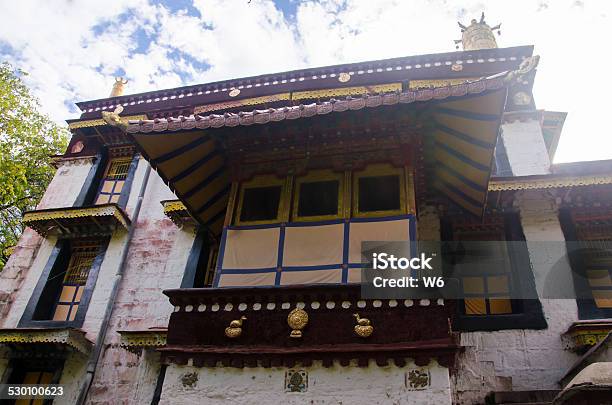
[455,12,501,51]
[102,105,128,131]
[110,76,128,97]
[504,55,540,84]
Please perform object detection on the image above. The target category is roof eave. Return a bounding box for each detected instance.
[74,45,533,111]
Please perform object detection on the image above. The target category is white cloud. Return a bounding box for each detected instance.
[0,0,610,163]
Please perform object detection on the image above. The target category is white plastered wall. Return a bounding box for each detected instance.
[0,158,96,326]
[36,158,94,209]
[159,360,452,405]
[0,158,95,387]
[453,191,580,402]
[0,236,57,328]
[84,167,197,403]
[55,352,88,405]
[500,118,551,176]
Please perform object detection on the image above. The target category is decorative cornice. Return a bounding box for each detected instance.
[0,328,92,355]
[68,114,147,130]
[408,77,477,89]
[291,83,401,100]
[562,321,612,353]
[127,76,507,134]
[489,175,612,191]
[194,93,291,114]
[23,204,131,238]
[51,155,97,168]
[118,330,167,353]
[24,205,130,229]
[161,199,194,227]
[162,199,187,213]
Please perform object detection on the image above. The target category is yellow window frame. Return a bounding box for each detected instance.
[95,156,132,205]
[352,163,407,218]
[292,169,345,222]
[53,240,101,322]
[234,174,291,226]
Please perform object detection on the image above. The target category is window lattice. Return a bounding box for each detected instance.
[95,157,132,205]
[453,226,514,316]
[63,244,99,285]
[106,158,131,180]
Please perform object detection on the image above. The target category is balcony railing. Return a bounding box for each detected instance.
[160,284,458,369]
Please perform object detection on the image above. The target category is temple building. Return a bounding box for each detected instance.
[2,14,612,404]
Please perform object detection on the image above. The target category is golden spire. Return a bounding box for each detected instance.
[109,77,128,97]
[455,12,501,51]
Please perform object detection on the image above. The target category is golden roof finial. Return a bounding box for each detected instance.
[110,77,128,97]
[454,12,501,51]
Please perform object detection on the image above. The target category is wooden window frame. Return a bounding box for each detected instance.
[94,156,133,205]
[18,238,108,328]
[443,214,547,332]
[51,240,100,322]
[234,174,290,226]
[292,169,345,222]
[181,228,219,288]
[2,358,64,392]
[559,208,612,319]
[454,230,514,317]
[352,164,407,218]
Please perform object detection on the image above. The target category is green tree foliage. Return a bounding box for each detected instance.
[0,62,69,270]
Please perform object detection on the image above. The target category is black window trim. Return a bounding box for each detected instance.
[443,213,547,332]
[559,208,612,320]
[74,149,139,209]
[181,227,212,288]
[1,356,65,388]
[18,238,108,328]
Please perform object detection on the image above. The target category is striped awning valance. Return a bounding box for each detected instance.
[130,131,229,236]
[128,75,511,228]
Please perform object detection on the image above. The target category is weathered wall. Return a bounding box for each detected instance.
[0,228,44,326]
[0,157,96,327]
[0,159,98,396]
[159,361,451,405]
[84,168,196,404]
[0,157,96,325]
[0,236,57,328]
[0,157,192,404]
[37,158,94,210]
[56,352,88,405]
[513,191,578,387]
[453,191,580,403]
[80,229,129,342]
[130,350,163,404]
[501,118,551,176]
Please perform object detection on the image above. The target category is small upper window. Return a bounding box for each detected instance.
[293,170,343,221]
[452,229,514,316]
[580,242,612,310]
[353,164,406,217]
[236,175,286,225]
[299,181,339,216]
[358,175,400,212]
[240,186,282,222]
[95,156,132,205]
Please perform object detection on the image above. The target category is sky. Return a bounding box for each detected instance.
[0,0,610,163]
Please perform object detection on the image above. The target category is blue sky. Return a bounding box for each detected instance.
[1,0,611,163]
